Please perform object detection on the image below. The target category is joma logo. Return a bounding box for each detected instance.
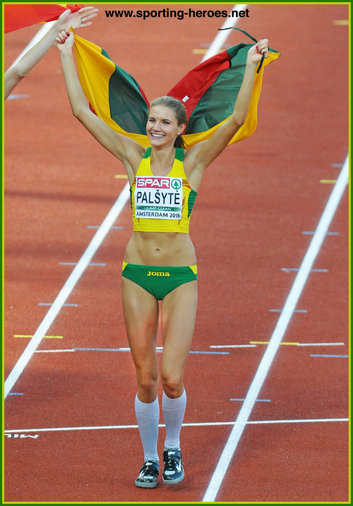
[147,271,171,277]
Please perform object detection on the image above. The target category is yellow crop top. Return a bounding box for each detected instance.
[130,147,197,233]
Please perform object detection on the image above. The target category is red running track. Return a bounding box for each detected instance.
[4,3,349,503]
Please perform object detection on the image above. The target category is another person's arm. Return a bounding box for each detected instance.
[4,6,98,99]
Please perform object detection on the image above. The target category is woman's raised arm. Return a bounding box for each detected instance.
[56,31,143,177]
[185,39,269,187]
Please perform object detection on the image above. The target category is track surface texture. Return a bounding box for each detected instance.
[4,3,349,503]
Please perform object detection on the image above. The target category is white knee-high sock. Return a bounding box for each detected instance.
[135,395,160,463]
[162,390,187,450]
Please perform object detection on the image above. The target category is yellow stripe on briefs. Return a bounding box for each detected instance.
[122,261,128,271]
[189,265,198,275]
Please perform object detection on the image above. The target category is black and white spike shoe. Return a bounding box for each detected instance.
[135,460,159,488]
[162,448,184,484]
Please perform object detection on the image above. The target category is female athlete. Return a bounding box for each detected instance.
[56,31,269,488]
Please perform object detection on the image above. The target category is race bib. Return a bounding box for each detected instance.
[134,176,183,220]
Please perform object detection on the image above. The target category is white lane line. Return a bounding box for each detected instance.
[4,184,130,398]
[310,354,348,358]
[203,156,349,502]
[38,302,78,307]
[4,417,348,434]
[33,347,229,355]
[210,344,257,349]
[302,231,339,235]
[211,342,345,348]
[59,262,106,266]
[297,342,345,347]
[201,4,248,61]
[7,94,29,100]
[281,267,328,273]
[35,349,75,353]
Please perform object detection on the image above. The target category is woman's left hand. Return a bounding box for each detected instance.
[247,38,269,64]
[56,30,75,51]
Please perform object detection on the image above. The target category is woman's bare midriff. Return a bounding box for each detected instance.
[124,231,197,266]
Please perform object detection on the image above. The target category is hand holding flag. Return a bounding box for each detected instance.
[248,39,270,64]
[56,30,75,48]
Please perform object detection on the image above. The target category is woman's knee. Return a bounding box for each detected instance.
[161,372,183,398]
[136,366,159,396]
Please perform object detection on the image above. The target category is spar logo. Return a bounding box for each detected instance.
[136,177,170,189]
[136,177,182,190]
[171,179,182,190]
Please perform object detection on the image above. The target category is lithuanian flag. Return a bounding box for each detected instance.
[73,31,280,149]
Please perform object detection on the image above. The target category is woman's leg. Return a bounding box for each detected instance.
[122,277,159,403]
[122,277,160,486]
[160,280,198,483]
[161,280,198,399]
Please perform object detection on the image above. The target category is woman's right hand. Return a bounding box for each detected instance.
[56,30,75,52]
[247,39,269,65]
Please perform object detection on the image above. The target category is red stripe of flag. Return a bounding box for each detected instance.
[4,4,83,33]
[167,49,230,117]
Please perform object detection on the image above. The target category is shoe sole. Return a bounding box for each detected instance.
[135,480,158,489]
[162,471,185,485]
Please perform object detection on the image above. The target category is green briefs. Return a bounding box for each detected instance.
[122,261,198,300]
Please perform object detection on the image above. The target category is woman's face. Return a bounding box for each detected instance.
[146,105,185,148]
